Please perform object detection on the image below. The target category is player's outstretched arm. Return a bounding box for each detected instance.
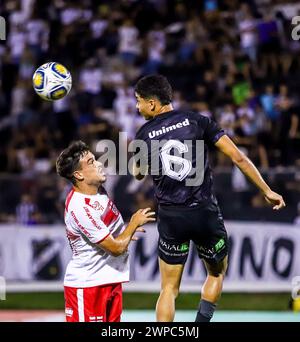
[215,135,286,210]
[98,208,155,256]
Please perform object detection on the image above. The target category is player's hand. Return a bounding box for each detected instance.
[263,190,286,210]
[130,208,156,227]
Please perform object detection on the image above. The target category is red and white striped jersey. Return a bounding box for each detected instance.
[63,188,129,288]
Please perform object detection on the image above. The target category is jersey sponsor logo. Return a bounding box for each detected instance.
[148,118,190,138]
[83,206,102,230]
[70,210,92,237]
[101,200,120,226]
[84,198,104,211]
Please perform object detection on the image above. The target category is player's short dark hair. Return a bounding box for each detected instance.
[56,140,89,185]
[135,74,172,105]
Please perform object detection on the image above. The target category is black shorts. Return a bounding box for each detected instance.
[157,202,228,265]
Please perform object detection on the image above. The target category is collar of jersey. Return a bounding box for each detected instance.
[151,109,176,121]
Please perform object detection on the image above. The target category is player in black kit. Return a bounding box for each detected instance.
[133,75,285,322]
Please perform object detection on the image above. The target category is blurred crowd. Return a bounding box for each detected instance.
[0,0,300,225]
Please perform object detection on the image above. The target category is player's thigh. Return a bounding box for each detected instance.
[83,285,111,322]
[193,203,228,267]
[64,286,109,322]
[158,206,190,265]
[159,257,184,292]
[158,206,190,241]
[107,283,123,322]
[64,286,79,322]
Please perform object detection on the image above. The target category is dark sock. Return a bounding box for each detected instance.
[195,299,217,322]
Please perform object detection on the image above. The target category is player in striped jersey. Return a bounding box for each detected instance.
[56,140,155,322]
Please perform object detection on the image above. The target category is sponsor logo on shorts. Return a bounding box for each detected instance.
[65,308,73,317]
[180,242,189,252]
[215,238,225,252]
[197,245,214,257]
[159,239,189,254]
[197,238,226,259]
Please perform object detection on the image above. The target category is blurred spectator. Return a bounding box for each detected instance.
[79,58,102,97]
[114,86,143,140]
[143,23,165,74]
[7,23,26,64]
[238,6,258,62]
[276,84,297,165]
[89,5,109,42]
[0,0,299,224]
[25,8,49,60]
[260,85,279,122]
[236,101,256,137]
[118,18,140,65]
[218,104,236,138]
[232,73,251,106]
[257,11,281,75]
[16,193,41,225]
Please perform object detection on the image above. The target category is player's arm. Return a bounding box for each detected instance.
[215,135,286,210]
[98,208,155,256]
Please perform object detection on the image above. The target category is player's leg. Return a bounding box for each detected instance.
[64,286,79,322]
[195,256,228,322]
[193,202,228,322]
[156,257,184,322]
[64,286,108,322]
[106,283,123,322]
[81,285,110,322]
[156,205,190,322]
[202,256,228,302]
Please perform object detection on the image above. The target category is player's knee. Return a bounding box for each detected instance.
[207,259,228,277]
[208,269,224,278]
[205,256,228,277]
[162,284,180,298]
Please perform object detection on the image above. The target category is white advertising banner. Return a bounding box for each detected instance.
[0,225,71,281]
[128,222,300,291]
[0,222,299,292]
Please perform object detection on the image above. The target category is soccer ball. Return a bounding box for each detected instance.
[32,62,72,101]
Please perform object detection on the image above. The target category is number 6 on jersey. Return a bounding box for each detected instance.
[160,140,192,181]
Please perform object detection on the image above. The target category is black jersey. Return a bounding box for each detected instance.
[135,110,225,207]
